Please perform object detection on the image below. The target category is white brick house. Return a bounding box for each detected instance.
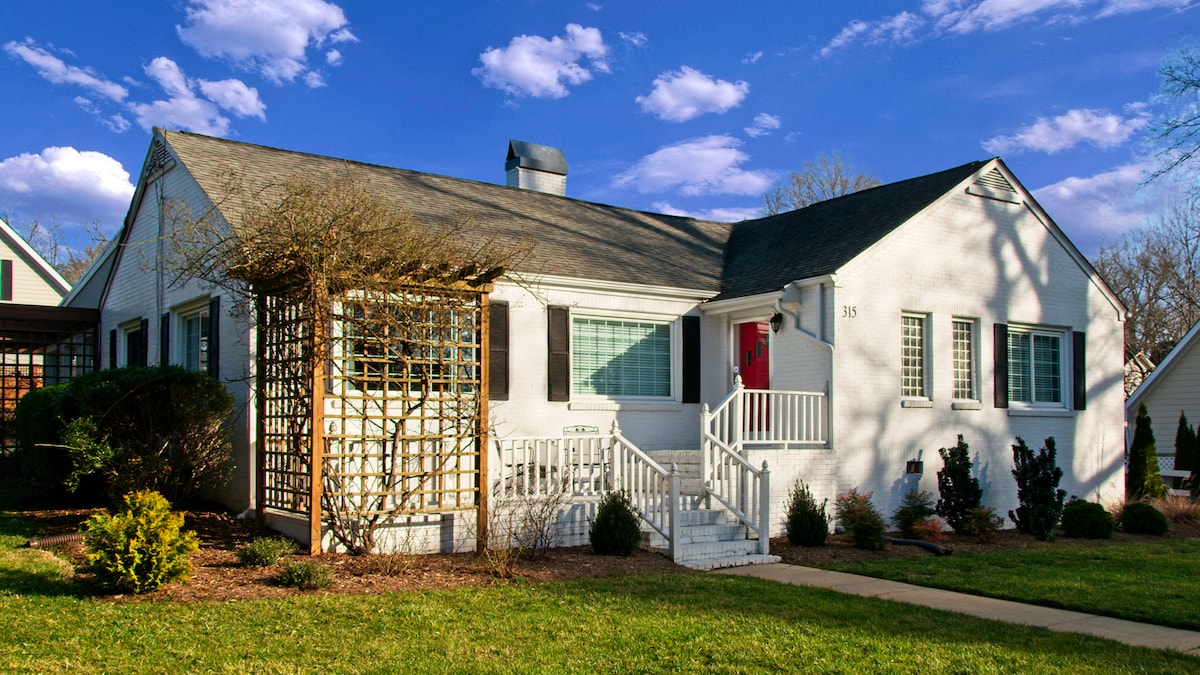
[78,129,1125,563]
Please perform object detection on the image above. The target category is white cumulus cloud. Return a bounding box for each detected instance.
[176,0,356,86]
[473,24,609,98]
[652,202,762,222]
[3,39,128,101]
[1032,159,1175,255]
[636,67,749,122]
[982,105,1150,155]
[0,147,135,227]
[745,113,782,138]
[130,57,266,136]
[613,135,773,196]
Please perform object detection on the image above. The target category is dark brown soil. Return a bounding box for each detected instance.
[18,506,1200,602]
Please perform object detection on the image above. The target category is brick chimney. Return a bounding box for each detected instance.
[506,140,567,196]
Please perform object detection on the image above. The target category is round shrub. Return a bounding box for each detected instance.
[1119,501,1170,535]
[82,490,200,594]
[237,536,298,568]
[277,560,333,590]
[892,490,936,538]
[966,507,1004,544]
[835,488,886,551]
[1060,499,1114,539]
[590,490,642,556]
[784,480,829,546]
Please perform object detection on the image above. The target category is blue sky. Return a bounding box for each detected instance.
[0,1,1195,259]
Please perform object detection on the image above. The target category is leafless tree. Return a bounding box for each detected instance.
[1148,44,1200,189]
[1094,198,1200,391]
[763,153,880,215]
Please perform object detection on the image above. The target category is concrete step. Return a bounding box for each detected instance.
[648,523,747,548]
[678,538,762,562]
[682,554,781,571]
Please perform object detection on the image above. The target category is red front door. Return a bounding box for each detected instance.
[737,321,770,389]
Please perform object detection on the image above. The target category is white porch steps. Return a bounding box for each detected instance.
[642,450,780,571]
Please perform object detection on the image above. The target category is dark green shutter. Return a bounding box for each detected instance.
[0,260,12,301]
[109,329,117,369]
[1073,331,1086,411]
[208,296,220,378]
[160,313,170,367]
[993,323,1008,409]
[489,301,509,401]
[682,315,700,404]
[547,305,569,402]
[138,318,149,367]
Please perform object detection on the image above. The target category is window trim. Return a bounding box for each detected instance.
[952,317,979,402]
[174,299,212,374]
[568,310,680,401]
[900,312,930,401]
[1006,324,1069,409]
[119,318,148,368]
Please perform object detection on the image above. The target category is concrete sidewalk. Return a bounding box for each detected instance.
[716,563,1200,656]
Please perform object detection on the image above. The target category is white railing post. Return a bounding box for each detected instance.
[700,403,711,487]
[732,374,745,449]
[669,462,681,563]
[758,460,771,555]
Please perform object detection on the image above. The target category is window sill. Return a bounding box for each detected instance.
[951,401,982,410]
[568,400,683,413]
[1007,407,1074,418]
[900,399,932,408]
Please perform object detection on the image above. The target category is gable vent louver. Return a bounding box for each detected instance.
[142,139,176,181]
[967,167,1020,203]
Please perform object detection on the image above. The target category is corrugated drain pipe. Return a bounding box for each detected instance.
[26,532,83,549]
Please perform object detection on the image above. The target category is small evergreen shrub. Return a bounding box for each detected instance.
[236,536,298,568]
[590,490,642,556]
[1128,404,1166,500]
[784,480,829,546]
[835,488,886,550]
[1174,411,1196,473]
[1118,501,1170,535]
[966,507,1004,543]
[82,490,199,594]
[1060,498,1114,539]
[1009,436,1066,541]
[936,435,983,533]
[911,516,946,545]
[892,490,936,538]
[277,560,333,590]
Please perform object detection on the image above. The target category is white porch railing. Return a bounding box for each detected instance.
[493,422,681,562]
[700,376,828,554]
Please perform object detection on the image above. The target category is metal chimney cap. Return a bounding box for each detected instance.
[506,140,567,175]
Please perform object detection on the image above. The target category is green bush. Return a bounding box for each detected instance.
[835,488,885,550]
[1128,404,1166,500]
[1009,437,1066,541]
[1060,499,1114,539]
[892,490,936,539]
[589,490,642,556]
[1174,411,1196,473]
[784,480,829,546]
[14,366,234,502]
[1119,501,1170,535]
[966,506,1004,543]
[936,435,983,533]
[277,560,333,590]
[236,536,298,568]
[82,490,200,594]
[911,516,946,545]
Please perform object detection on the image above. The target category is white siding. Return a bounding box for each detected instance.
[1137,337,1200,459]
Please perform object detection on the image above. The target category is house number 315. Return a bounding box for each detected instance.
[842,306,857,318]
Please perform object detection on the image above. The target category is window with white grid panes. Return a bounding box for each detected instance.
[1008,328,1063,405]
[952,319,976,400]
[900,314,927,398]
[572,317,671,397]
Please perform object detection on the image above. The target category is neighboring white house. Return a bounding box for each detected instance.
[1125,319,1200,487]
[79,129,1127,563]
[0,217,70,306]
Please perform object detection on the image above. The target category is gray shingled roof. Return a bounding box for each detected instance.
[158,129,986,302]
[715,160,988,300]
[160,130,733,293]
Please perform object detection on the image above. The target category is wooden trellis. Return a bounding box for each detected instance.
[255,285,490,554]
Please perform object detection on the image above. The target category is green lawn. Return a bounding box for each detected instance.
[827,539,1200,631]
[1,514,1197,673]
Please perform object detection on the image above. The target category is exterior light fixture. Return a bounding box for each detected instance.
[770,312,783,333]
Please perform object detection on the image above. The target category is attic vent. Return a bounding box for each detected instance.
[142,138,176,180]
[967,166,1020,203]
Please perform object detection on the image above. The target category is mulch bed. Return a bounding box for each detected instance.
[17,505,1200,602]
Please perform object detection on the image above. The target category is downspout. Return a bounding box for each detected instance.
[774,279,835,449]
[155,179,165,356]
